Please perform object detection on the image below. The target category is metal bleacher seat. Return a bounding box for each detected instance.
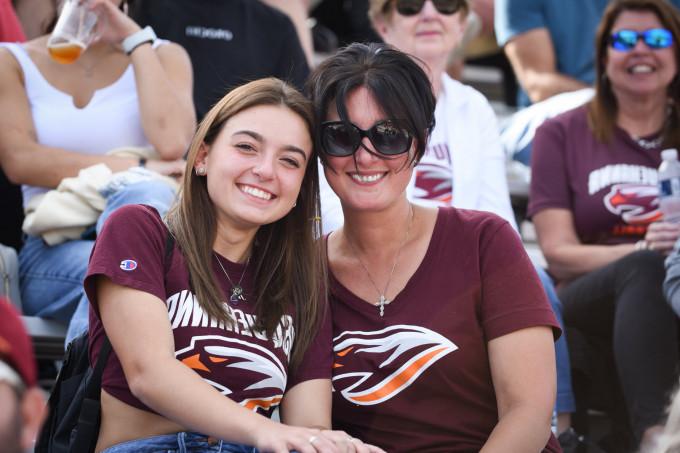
[1,242,67,361]
[21,316,67,361]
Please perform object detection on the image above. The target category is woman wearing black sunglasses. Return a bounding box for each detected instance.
[307,42,561,452]
[316,0,579,448]
[529,0,680,451]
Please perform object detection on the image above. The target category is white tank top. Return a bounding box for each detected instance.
[0,42,160,206]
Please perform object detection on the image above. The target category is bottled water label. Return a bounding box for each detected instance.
[660,177,680,197]
[658,149,680,222]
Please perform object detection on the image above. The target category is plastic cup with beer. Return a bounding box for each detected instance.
[47,0,99,64]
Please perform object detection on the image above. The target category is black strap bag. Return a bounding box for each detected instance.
[35,333,111,453]
[35,230,175,453]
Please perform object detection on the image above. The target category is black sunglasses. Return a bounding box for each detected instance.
[394,0,466,16]
[320,120,413,157]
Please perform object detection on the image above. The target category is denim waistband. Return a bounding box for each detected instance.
[101,431,256,453]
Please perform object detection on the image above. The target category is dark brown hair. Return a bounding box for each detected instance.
[306,42,436,168]
[166,78,324,368]
[588,0,680,146]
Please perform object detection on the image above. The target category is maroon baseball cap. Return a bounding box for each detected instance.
[0,298,37,388]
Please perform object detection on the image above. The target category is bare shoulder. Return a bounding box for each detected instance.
[0,45,24,85]
[0,46,19,69]
[3,35,55,77]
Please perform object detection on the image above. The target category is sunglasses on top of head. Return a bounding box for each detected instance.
[609,28,674,51]
[392,0,466,16]
[320,120,413,157]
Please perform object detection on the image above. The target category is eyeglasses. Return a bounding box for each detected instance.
[609,28,673,51]
[320,120,413,157]
[393,0,466,16]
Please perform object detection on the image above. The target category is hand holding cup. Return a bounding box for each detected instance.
[86,0,143,45]
[47,0,99,63]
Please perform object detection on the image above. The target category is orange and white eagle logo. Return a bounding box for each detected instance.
[332,325,457,405]
[604,183,661,224]
[175,335,286,412]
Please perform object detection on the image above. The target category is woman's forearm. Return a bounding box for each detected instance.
[129,43,196,159]
[129,356,270,446]
[3,142,140,188]
[480,405,552,452]
[544,242,635,281]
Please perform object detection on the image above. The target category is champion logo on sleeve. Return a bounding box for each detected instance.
[120,259,138,271]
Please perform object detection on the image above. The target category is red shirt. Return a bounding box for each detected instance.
[529,105,662,244]
[0,0,25,43]
[330,207,561,452]
[85,204,332,415]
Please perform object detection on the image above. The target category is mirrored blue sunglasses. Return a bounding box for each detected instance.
[609,28,674,51]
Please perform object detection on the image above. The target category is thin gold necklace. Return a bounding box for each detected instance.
[345,203,414,317]
[214,253,250,304]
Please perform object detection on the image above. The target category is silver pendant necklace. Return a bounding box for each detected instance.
[214,253,250,304]
[346,204,414,317]
[631,105,670,150]
[632,135,664,150]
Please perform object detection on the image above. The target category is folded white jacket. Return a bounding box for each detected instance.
[22,147,178,245]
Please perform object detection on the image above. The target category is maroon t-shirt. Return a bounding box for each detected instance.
[528,105,663,245]
[330,207,561,452]
[85,204,332,416]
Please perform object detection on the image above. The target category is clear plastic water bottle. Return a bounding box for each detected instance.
[658,148,680,223]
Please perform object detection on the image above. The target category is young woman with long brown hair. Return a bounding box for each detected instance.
[84,78,381,453]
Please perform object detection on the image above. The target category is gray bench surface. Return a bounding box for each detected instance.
[21,316,67,361]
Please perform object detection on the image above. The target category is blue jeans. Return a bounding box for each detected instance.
[101,432,255,453]
[535,265,576,414]
[18,180,176,345]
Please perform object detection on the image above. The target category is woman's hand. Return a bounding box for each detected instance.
[88,0,141,45]
[252,424,386,453]
[252,424,338,453]
[644,221,680,255]
[145,158,185,179]
[318,429,386,453]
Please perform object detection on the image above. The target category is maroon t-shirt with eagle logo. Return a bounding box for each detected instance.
[529,105,663,244]
[85,204,332,416]
[329,207,561,452]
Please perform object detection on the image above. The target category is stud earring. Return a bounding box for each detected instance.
[196,167,206,176]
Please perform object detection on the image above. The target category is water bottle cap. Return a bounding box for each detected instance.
[662,149,679,161]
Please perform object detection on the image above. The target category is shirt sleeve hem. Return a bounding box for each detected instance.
[484,307,562,341]
[286,369,331,391]
[526,200,572,219]
[87,266,167,314]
